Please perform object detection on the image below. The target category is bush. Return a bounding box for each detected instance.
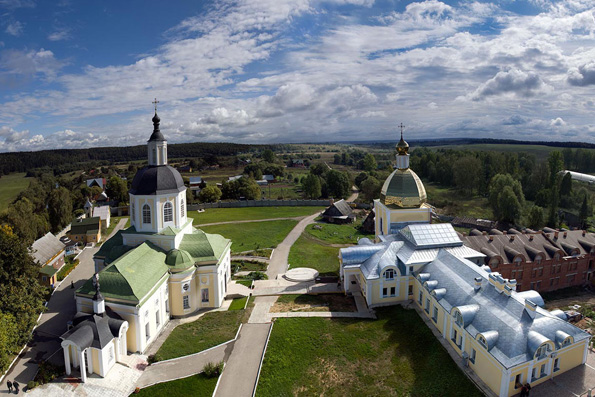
[34,361,64,385]
[27,381,39,390]
[57,257,80,281]
[203,360,224,378]
[246,271,268,280]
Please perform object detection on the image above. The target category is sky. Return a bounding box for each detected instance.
[0,0,594,152]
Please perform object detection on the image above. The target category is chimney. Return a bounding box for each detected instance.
[554,231,559,239]
[529,235,534,241]
[525,299,537,319]
[474,277,482,291]
[482,231,487,235]
[583,230,586,237]
[510,235,515,242]
[563,231,567,238]
[489,235,494,242]
[503,284,513,296]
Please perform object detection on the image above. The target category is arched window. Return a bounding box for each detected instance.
[478,335,487,349]
[535,255,542,265]
[455,311,463,327]
[164,202,173,223]
[181,199,185,217]
[152,147,157,164]
[142,204,151,224]
[385,269,395,280]
[131,202,135,222]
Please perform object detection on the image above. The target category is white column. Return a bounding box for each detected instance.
[63,346,71,375]
[79,349,87,383]
[87,349,93,375]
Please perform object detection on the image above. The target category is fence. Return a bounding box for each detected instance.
[189,199,332,210]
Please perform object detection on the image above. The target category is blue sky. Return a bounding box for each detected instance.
[0,0,594,152]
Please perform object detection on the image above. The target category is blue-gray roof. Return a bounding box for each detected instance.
[419,250,590,368]
[399,223,462,248]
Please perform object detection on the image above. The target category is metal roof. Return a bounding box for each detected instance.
[130,165,186,196]
[31,232,64,265]
[399,223,462,249]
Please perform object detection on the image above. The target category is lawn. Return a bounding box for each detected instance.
[190,206,324,225]
[234,279,253,287]
[201,220,298,254]
[272,294,356,313]
[0,173,32,212]
[305,221,374,244]
[229,296,248,310]
[257,306,482,397]
[136,373,218,396]
[425,182,493,219]
[153,309,247,361]
[288,234,340,276]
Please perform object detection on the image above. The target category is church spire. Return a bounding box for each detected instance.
[147,99,168,166]
[92,273,105,315]
[395,123,410,170]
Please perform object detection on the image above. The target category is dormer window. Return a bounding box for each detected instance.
[478,335,487,349]
[489,258,499,268]
[514,257,523,266]
[561,338,572,347]
[554,253,560,261]
[535,255,542,265]
[385,269,395,280]
[535,344,550,360]
[455,311,463,327]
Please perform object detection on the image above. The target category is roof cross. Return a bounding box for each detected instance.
[398,122,405,139]
[152,98,159,113]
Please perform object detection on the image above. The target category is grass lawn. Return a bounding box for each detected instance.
[288,234,340,276]
[257,306,482,397]
[272,294,356,313]
[425,182,493,219]
[154,309,248,361]
[0,173,31,212]
[231,260,267,273]
[229,296,248,310]
[190,206,324,225]
[235,280,253,287]
[136,373,218,396]
[305,221,374,244]
[201,220,298,254]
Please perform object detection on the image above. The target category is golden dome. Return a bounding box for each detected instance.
[380,167,426,208]
[396,133,409,155]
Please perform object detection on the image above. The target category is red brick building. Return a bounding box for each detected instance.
[462,228,595,292]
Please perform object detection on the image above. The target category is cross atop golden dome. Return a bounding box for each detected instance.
[396,123,409,155]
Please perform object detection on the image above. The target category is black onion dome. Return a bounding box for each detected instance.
[149,112,165,141]
[130,165,185,195]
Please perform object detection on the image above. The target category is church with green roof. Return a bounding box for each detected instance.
[64,108,232,378]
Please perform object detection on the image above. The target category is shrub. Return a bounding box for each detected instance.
[246,271,268,280]
[27,381,39,390]
[203,360,224,378]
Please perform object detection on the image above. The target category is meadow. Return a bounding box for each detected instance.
[0,173,31,212]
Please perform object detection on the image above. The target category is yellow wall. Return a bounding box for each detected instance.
[92,348,100,375]
[389,208,431,223]
[466,340,503,396]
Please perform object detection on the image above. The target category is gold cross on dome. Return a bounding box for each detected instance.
[152,98,159,112]
[398,123,405,138]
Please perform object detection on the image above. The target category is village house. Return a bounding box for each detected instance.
[93,206,111,229]
[31,232,66,287]
[68,217,102,245]
[322,199,355,224]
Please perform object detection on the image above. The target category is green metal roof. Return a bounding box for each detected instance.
[380,168,427,208]
[95,230,134,264]
[78,241,168,304]
[165,249,195,270]
[70,217,101,235]
[179,229,230,264]
[39,265,58,276]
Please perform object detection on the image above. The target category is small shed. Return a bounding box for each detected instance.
[322,199,355,224]
[39,265,59,288]
[93,206,111,229]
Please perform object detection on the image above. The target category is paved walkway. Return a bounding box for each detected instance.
[0,219,128,390]
[214,323,272,397]
[248,296,278,323]
[346,185,359,203]
[137,341,235,389]
[252,279,342,296]
[266,212,321,279]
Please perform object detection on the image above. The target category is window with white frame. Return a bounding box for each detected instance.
[382,287,388,297]
[470,348,476,364]
[553,358,560,371]
[478,335,487,349]
[390,287,395,296]
[432,306,438,322]
[535,344,549,360]
[142,204,151,224]
[425,298,430,313]
[385,269,395,280]
[163,202,173,222]
[455,310,464,327]
[183,295,190,310]
[418,291,423,304]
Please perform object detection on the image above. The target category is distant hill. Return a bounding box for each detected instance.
[338,137,595,149]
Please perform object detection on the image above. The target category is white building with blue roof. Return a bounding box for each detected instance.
[339,131,591,397]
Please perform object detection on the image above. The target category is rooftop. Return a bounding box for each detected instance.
[31,232,64,265]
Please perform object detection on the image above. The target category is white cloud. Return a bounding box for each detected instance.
[5,21,23,36]
[465,69,548,101]
[550,117,566,126]
[567,61,595,86]
[48,28,70,41]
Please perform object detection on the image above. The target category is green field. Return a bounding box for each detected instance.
[257,306,482,397]
[0,173,31,212]
[425,183,493,219]
[201,220,298,253]
[191,206,324,225]
[305,221,373,244]
[153,309,246,361]
[288,234,340,276]
[136,373,218,396]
